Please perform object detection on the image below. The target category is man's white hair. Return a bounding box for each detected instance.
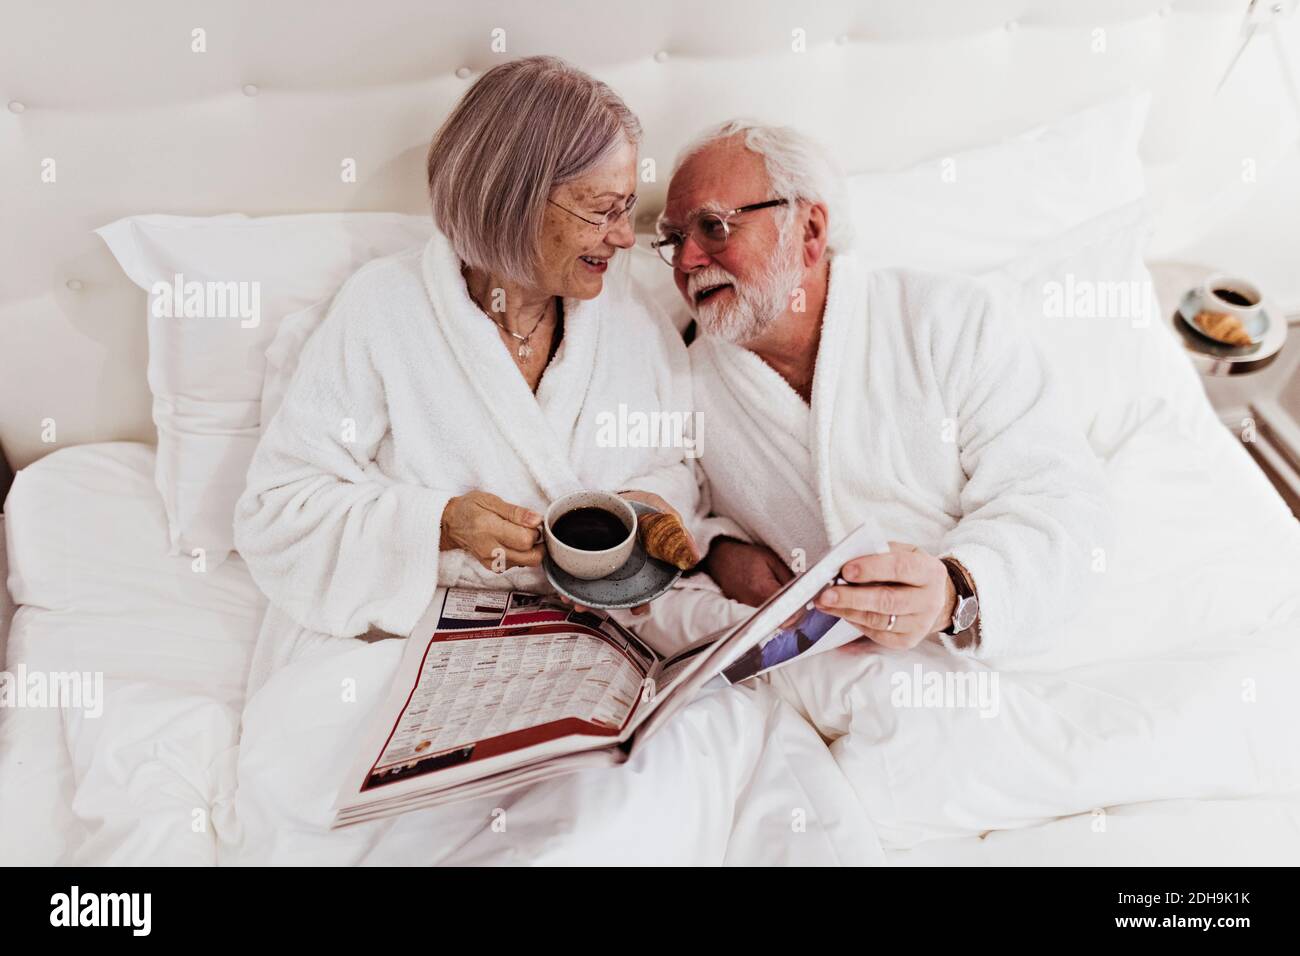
[671,119,854,253]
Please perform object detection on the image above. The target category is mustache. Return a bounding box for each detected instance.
[686,266,738,300]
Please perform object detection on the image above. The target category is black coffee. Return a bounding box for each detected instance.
[552,507,629,551]
[1213,288,1256,308]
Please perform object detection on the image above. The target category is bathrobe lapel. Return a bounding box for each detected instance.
[808,253,869,544]
[534,292,601,463]
[420,234,587,501]
[704,335,816,508]
[703,253,872,547]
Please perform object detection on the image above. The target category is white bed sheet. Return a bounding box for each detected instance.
[885,796,1300,866]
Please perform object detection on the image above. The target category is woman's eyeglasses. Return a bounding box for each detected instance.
[651,198,789,267]
[548,194,638,231]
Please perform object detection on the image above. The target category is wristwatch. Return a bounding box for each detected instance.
[939,556,980,637]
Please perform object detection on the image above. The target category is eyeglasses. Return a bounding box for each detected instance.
[651,198,789,267]
[548,194,638,231]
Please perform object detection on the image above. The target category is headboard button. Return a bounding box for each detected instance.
[654,50,669,63]
[242,84,259,97]
[1004,19,1019,32]
[455,66,471,79]
[7,100,25,113]
[65,279,82,292]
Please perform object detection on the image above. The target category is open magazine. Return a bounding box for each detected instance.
[331,521,885,827]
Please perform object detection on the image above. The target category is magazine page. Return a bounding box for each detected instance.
[718,528,888,684]
[624,520,888,740]
[718,595,861,684]
[334,588,663,819]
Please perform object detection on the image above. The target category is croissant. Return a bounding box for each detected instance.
[1196,310,1253,347]
[638,512,699,570]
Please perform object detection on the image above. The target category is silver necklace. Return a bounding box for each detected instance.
[486,303,552,361]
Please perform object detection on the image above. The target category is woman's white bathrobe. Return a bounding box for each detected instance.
[235,234,705,690]
[227,231,883,865]
[691,252,1110,664]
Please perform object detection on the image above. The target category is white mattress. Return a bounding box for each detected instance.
[3,440,1299,865]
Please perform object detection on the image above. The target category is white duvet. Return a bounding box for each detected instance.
[227,630,879,866]
[1,444,881,866]
[3,424,1300,865]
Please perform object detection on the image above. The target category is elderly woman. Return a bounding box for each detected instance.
[235,57,699,689]
[226,58,871,865]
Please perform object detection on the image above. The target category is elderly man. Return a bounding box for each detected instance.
[658,121,1108,660]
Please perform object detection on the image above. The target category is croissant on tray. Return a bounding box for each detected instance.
[1196,310,1253,347]
[638,511,699,571]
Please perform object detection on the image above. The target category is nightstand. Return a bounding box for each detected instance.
[1150,261,1300,516]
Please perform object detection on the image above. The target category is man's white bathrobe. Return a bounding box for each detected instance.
[228,230,883,865]
[691,252,1110,663]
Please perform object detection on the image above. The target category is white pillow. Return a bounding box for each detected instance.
[839,90,1198,449]
[638,91,1154,334]
[982,201,1208,452]
[96,213,434,566]
[847,91,1150,273]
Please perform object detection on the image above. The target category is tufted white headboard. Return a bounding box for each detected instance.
[2,0,1298,472]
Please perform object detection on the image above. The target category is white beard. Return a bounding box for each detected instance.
[688,231,804,346]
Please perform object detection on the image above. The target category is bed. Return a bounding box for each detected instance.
[3,0,1300,866]
[4,437,1299,865]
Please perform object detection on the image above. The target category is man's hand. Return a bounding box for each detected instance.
[703,537,794,608]
[813,542,956,649]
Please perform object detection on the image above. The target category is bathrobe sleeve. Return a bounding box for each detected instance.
[233,277,450,640]
[936,283,1111,660]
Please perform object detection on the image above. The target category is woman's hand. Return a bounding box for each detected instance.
[702,537,793,608]
[440,491,544,571]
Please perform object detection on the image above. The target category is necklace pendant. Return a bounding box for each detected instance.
[517,341,533,360]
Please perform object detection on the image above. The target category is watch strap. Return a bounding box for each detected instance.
[939,556,980,641]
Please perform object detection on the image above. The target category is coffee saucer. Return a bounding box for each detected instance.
[543,501,682,610]
[1176,289,1270,351]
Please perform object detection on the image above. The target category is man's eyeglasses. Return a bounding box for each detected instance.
[651,198,789,267]
[548,194,638,231]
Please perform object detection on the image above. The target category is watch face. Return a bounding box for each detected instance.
[954,595,979,632]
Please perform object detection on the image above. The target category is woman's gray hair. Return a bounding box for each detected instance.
[672,119,854,253]
[427,56,641,285]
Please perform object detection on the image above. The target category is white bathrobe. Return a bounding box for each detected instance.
[690,252,1110,662]
[228,230,885,865]
[235,231,703,691]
